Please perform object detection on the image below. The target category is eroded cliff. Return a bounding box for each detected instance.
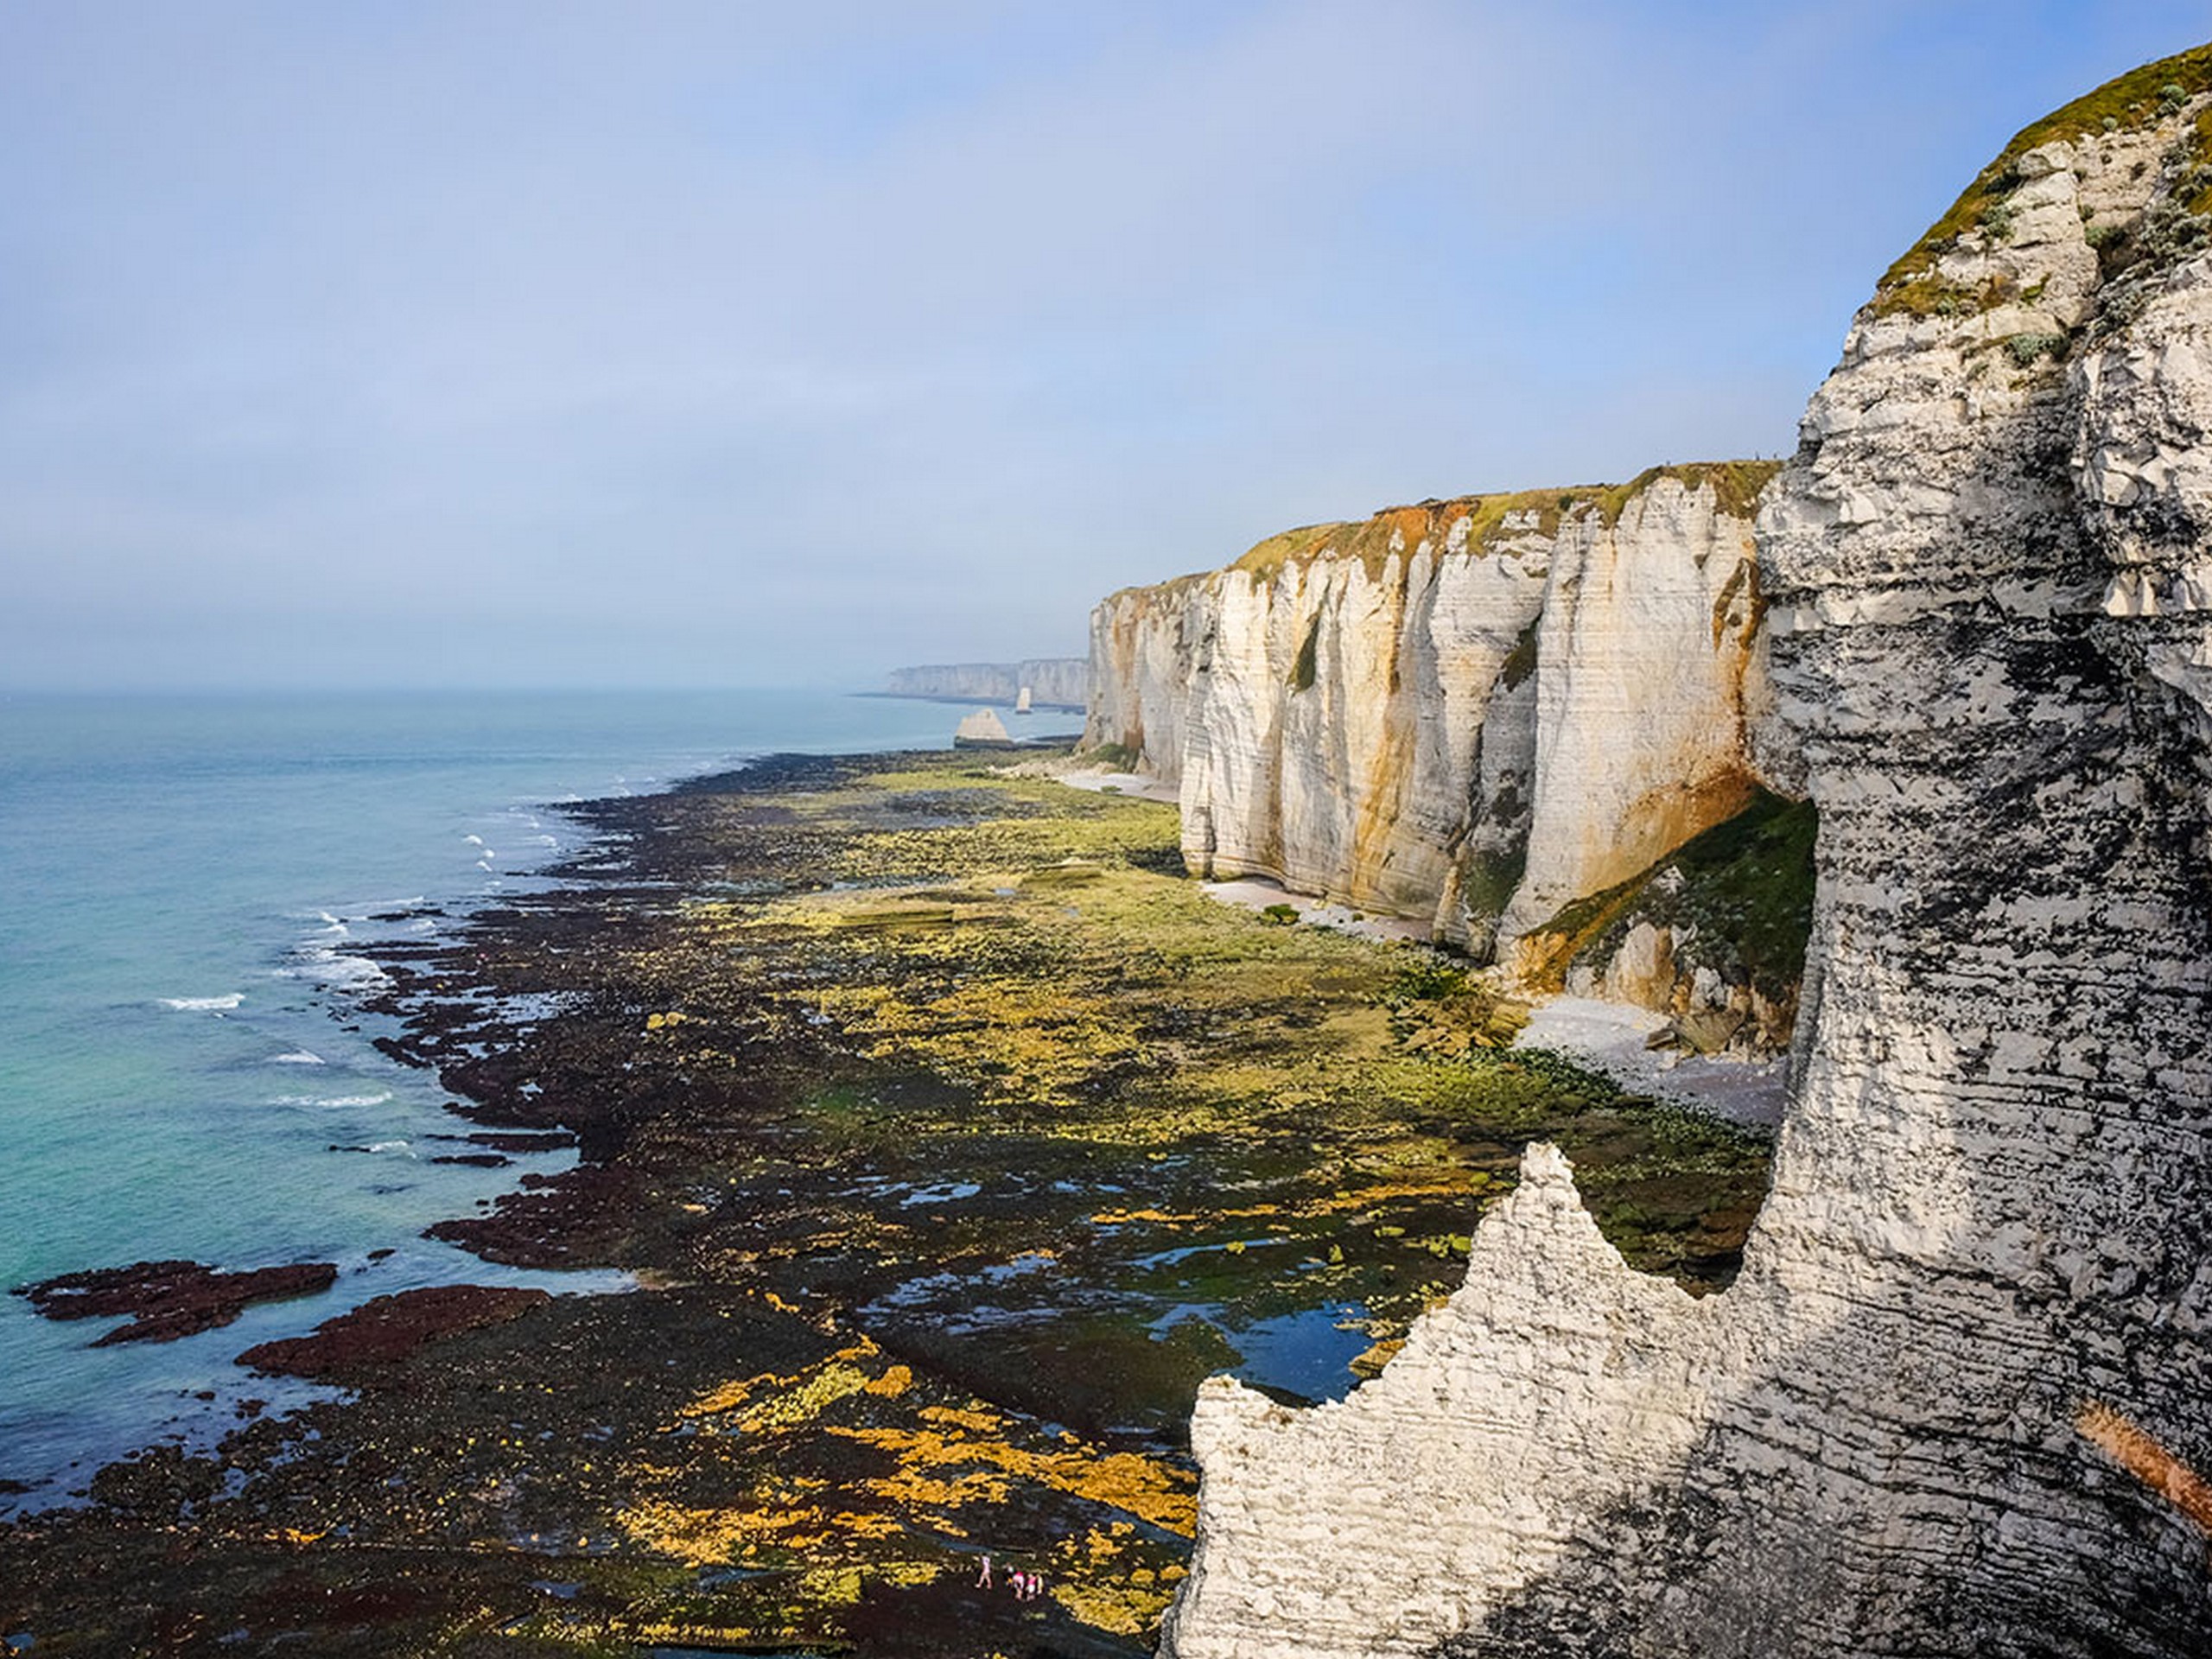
[884,658,1087,707]
[1162,46,2212,1658]
[1086,467,1779,983]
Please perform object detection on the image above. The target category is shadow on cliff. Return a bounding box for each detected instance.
[1414,493,2212,1657]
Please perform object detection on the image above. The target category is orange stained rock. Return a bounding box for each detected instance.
[2078,1400,2212,1535]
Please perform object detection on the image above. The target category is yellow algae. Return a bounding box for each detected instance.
[731,1363,875,1433]
[1038,1526,1179,1635]
[615,1496,872,1565]
[864,1363,912,1397]
[1049,1579,1172,1638]
[830,1408,1197,1536]
[864,1462,1011,1512]
[919,1403,1001,1434]
[680,1339,887,1427]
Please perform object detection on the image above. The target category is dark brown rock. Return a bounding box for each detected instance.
[236,1285,550,1384]
[13,1260,339,1344]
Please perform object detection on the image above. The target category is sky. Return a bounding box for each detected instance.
[3,2,2209,691]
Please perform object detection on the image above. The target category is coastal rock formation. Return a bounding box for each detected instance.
[884,658,1086,709]
[1083,575,1215,782]
[14,1259,339,1345]
[952,706,1014,748]
[1085,467,1778,972]
[1162,48,2212,1657]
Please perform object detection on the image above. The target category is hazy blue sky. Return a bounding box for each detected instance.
[3,2,2207,690]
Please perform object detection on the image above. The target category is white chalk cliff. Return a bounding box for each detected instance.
[887,658,1087,707]
[1084,469,1777,973]
[1161,50,2212,1657]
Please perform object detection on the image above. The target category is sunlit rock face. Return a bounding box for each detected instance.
[1084,472,1772,962]
[1161,55,2212,1659]
[1083,576,1214,786]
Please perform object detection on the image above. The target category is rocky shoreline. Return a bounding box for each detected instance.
[0,747,1771,1656]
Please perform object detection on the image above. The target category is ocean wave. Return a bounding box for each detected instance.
[162,994,244,1012]
[271,1091,394,1109]
[271,1050,326,1065]
[365,1140,415,1155]
[282,944,391,995]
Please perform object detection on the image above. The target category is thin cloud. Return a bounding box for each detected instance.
[0,1,2206,688]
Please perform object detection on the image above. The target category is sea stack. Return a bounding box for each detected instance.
[951,706,1014,748]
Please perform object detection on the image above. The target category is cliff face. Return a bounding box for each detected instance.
[884,658,1087,707]
[1087,469,1777,966]
[1082,578,1213,782]
[1163,49,2212,1658]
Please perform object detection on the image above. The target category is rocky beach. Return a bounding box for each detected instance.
[0,747,1775,1656]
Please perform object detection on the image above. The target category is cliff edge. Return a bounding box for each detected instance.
[1086,466,1796,1045]
[1162,45,2212,1657]
[1084,472,1779,931]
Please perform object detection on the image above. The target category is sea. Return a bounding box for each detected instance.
[0,687,1047,1510]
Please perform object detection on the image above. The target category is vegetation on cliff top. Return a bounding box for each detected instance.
[1222,460,1780,584]
[1873,41,2212,317]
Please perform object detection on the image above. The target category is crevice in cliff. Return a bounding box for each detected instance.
[1509,789,1815,1057]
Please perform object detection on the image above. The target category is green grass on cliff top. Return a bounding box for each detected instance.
[1212,460,1781,586]
[1096,461,1782,605]
[1874,41,2212,314]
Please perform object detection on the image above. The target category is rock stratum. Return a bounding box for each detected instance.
[884,658,1087,708]
[1085,459,1802,1043]
[1160,47,2212,1657]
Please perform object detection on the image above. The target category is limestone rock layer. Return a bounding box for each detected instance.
[884,658,1087,707]
[1084,467,1776,963]
[1161,48,2212,1659]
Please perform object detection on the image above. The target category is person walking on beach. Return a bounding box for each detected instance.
[976,1554,993,1589]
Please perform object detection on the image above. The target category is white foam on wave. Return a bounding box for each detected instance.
[365,1139,415,1155]
[162,994,244,1012]
[272,1050,326,1065]
[271,1091,394,1109]
[282,944,391,995]
[310,896,427,922]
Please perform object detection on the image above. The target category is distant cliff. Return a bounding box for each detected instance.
[884,659,1086,708]
[1085,465,1796,1044]
[1163,45,2212,1659]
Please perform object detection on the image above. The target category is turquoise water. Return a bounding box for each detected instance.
[0,688,1046,1504]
